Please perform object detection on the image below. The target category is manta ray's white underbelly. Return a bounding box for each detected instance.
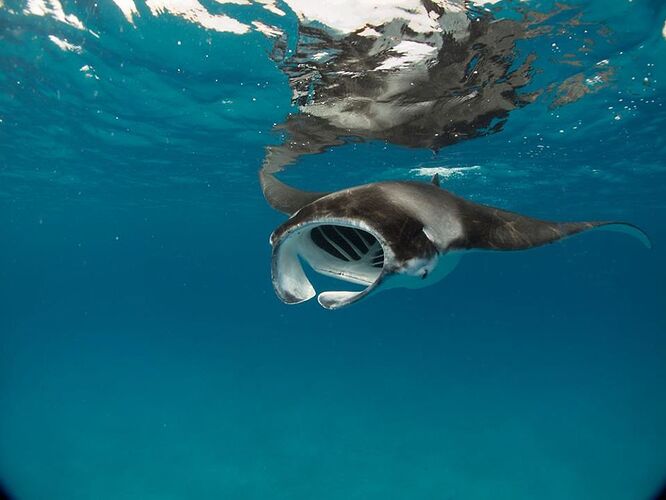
[379,251,462,292]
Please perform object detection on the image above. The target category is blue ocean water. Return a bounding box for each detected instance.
[1,0,665,498]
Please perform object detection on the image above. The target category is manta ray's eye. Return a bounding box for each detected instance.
[310,225,384,268]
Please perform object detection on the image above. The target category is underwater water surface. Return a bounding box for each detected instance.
[1,0,666,498]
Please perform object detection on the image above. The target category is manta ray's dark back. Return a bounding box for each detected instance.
[262,170,651,252]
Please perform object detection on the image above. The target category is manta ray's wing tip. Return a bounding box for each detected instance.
[598,222,652,249]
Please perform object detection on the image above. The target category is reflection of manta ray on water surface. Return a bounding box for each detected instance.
[261,0,610,174]
[257,0,649,308]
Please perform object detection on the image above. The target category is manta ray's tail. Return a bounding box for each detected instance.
[453,199,651,250]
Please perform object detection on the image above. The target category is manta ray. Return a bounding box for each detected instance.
[261,171,650,310]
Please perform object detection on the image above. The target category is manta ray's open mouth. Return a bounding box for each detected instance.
[309,225,384,272]
[271,221,389,309]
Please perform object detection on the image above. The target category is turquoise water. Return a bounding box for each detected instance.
[1,0,666,498]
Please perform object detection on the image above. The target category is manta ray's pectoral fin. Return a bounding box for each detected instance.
[431,173,441,187]
[259,170,329,216]
[452,200,651,250]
